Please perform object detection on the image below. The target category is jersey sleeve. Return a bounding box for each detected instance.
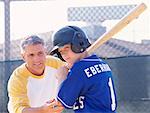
[57,66,84,109]
[7,69,30,113]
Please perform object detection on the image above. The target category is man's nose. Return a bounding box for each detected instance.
[33,55,41,61]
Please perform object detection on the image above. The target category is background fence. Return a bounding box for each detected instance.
[0,0,150,113]
[0,55,150,113]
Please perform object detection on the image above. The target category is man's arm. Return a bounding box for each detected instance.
[56,65,69,85]
[8,70,64,113]
[22,101,64,113]
[22,107,45,113]
[7,69,30,113]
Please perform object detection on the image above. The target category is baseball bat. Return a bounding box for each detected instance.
[87,3,147,54]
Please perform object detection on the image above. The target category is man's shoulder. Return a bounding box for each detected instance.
[8,63,29,89]
[46,55,61,61]
[11,63,29,78]
[46,55,65,68]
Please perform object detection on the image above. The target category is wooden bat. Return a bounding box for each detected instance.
[87,3,147,54]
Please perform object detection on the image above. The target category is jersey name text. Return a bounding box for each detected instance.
[84,63,111,78]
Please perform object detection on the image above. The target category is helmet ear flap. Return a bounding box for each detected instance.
[71,32,91,53]
[71,32,85,53]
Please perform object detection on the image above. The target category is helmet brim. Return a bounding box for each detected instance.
[50,46,59,55]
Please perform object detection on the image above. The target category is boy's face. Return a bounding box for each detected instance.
[58,44,81,65]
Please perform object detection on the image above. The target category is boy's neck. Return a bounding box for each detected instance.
[80,51,89,60]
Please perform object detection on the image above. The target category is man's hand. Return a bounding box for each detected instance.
[22,99,64,113]
[43,99,64,113]
[56,65,70,83]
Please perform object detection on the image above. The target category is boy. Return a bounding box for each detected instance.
[50,26,117,113]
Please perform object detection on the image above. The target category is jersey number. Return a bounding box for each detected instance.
[108,77,116,111]
[73,96,85,110]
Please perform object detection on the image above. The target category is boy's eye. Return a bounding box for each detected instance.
[59,49,68,55]
[59,45,70,54]
[59,50,66,54]
[64,46,70,51]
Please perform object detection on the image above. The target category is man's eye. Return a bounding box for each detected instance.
[28,54,34,57]
[38,52,44,56]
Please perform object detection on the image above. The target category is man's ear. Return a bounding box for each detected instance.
[21,53,26,62]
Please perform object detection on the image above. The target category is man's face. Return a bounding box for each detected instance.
[22,44,46,75]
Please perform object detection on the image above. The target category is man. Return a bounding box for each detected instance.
[50,26,117,113]
[7,35,64,113]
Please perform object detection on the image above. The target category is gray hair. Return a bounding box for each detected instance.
[20,35,45,53]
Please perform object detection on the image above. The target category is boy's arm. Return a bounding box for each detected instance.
[56,66,84,109]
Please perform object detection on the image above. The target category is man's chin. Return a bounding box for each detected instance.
[33,68,44,75]
[33,66,44,71]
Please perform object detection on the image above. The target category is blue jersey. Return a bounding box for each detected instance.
[57,54,117,113]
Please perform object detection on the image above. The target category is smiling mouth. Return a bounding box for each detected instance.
[33,63,43,66]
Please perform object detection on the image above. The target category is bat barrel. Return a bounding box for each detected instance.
[87,3,147,54]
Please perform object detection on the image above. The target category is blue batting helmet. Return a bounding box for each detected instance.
[50,26,91,56]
